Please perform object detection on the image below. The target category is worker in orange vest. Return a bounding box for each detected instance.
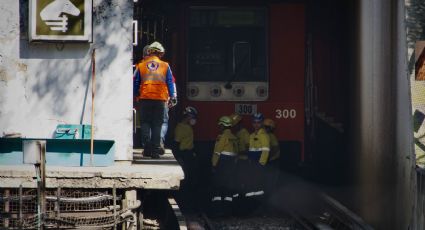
[133,41,177,158]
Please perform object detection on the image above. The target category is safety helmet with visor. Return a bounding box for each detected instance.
[218,116,233,127]
[183,106,198,118]
[252,113,264,123]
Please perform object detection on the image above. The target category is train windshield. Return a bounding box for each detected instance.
[188,8,267,82]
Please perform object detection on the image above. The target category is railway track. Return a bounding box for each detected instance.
[180,193,372,230]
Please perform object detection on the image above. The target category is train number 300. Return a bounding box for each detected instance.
[235,104,257,115]
[275,109,296,119]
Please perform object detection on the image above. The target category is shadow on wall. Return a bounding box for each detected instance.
[17,0,126,119]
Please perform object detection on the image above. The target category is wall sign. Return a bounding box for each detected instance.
[29,0,92,42]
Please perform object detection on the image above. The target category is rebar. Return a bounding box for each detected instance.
[0,188,128,229]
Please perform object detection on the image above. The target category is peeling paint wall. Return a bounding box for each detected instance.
[0,0,134,161]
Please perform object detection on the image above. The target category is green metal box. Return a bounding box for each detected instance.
[55,124,92,139]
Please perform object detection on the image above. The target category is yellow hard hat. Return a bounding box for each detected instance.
[229,113,242,126]
[263,118,275,129]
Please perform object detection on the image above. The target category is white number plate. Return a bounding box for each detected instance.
[235,104,257,115]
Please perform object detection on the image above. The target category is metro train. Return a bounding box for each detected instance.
[134,0,349,172]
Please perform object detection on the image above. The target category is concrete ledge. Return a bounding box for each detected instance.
[0,161,184,190]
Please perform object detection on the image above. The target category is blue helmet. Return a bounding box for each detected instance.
[252,112,264,122]
[183,106,198,118]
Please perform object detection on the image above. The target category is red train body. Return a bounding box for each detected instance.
[135,0,350,175]
[176,3,306,160]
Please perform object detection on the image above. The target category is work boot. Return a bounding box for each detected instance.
[150,148,161,159]
[158,147,165,155]
[142,145,152,158]
[151,152,160,159]
[159,142,166,155]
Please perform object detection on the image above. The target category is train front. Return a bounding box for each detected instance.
[177,5,306,168]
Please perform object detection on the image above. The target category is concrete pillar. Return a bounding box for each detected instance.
[350,0,415,228]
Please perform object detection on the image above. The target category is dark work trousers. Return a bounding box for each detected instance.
[212,155,237,196]
[238,151,266,214]
[176,149,199,211]
[235,158,249,195]
[245,151,266,194]
[179,149,198,190]
[233,158,251,215]
[210,155,237,215]
[160,105,169,147]
[140,99,165,151]
[266,159,280,195]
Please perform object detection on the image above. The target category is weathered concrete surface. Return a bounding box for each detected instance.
[0,0,134,161]
[0,153,184,190]
[348,0,415,229]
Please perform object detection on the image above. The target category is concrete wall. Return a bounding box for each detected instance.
[350,0,415,229]
[0,0,133,162]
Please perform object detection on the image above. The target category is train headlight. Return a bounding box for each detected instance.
[233,86,245,97]
[210,85,222,97]
[187,85,199,98]
[256,85,267,97]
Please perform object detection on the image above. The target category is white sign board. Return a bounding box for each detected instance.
[235,103,257,115]
[29,0,92,42]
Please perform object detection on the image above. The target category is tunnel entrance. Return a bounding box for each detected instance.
[131,1,416,229]
[131,0,364,227]
[133,0,353,185]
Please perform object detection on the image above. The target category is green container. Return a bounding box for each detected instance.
[55,124,92,139]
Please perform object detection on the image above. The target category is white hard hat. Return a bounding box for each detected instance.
[148,41,165,53]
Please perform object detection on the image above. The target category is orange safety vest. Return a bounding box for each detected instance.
[136,56,170,101]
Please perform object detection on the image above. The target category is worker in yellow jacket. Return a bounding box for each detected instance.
[173,106,198,191]
[229,113,250,159]
[210,116,239,216]
[228,113,250,214]
[248,113,270,166]
[241,113,270,212]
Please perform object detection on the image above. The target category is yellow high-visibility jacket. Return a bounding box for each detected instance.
[236,128,250,157]
[249,128,270,165]
[212,129,238,167]
[174,122,193,151]
[268,133,280,161]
